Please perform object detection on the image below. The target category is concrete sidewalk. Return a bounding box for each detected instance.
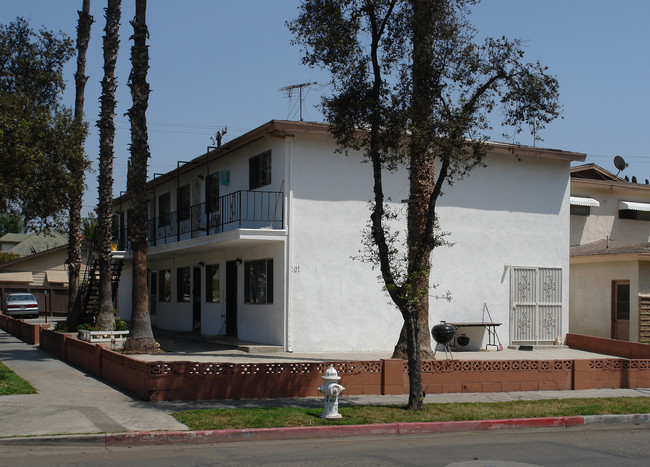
[0,330,186,438]
[1,328,650,443]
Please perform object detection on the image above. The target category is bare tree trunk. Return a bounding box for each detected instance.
[392,0,439,362]
[404,306,424,409]
[96,0,121,331]
[123,0,155,352]
[67,0,93,329]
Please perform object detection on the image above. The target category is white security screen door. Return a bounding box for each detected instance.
[510,267,562,344]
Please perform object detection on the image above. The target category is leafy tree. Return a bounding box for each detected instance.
[0,18,85,231]
[290,0,560,409]
[0,252,20,264]
[123,0,156,352]
[81,212,98,242]
[96,0,121,331]
[0,210,25,235]
[67,0,94,329]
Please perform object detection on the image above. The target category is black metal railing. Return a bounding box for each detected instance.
[113,190,284,249]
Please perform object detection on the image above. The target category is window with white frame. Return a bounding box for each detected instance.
[244,258,273,304]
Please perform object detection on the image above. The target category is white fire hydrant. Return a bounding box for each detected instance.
[318,365,345,419]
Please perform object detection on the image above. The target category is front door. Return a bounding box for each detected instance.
[510,267,562,344]
[192,266,201,333]
[612,281,630,340]
[226,260,238,336]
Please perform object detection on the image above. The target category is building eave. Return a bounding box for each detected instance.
[571,177,650,193]
[113,119,586,206]
[571,253,650,264]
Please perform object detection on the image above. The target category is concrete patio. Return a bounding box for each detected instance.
[132,329,614,363]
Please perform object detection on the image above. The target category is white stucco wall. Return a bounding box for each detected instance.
[433,155,570,347]
[571,183,650,246]
[569,260,639,340]
[116,125,573,352]
[286,134,405,352]
[287,133,572,352]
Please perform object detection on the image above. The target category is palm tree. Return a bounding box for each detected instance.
[67,0,93,329]
[123,0,156,352]
[96,0,121,331]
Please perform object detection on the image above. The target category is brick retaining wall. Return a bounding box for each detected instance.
[3,318,650,401]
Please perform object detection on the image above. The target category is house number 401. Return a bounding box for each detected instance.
[292,266,301,273]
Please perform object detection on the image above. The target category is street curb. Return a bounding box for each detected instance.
[582,413,650,425]
[1,413,648,446]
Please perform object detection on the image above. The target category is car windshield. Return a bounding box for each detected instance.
[8,294,36,302]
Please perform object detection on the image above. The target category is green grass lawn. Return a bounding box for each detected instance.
[0,361,36,396]
[172,397,650,431]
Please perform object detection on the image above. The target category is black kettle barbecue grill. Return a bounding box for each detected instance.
[431,322,455,359]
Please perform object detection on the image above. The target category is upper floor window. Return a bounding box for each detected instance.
[178,184,191,221]
[570,205,590,216]
[619,210,650,221]
[207,172,220,213]
[569,196,599,217]
[249,150,271,190]
[159,193,171,227]
[618,201,650,221]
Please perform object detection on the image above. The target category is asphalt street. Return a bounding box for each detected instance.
[1,424,649,466]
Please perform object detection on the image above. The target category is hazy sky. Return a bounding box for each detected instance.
[2,1,649,215]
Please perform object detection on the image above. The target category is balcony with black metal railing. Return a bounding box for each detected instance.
[114,190,284,250]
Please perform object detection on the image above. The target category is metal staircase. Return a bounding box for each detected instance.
[81,246,124,323]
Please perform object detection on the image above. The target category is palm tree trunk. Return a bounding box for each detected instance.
[96,0,121,331]
[123,0,156,352]
[67,0,93,329]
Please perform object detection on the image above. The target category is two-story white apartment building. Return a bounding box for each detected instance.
[570,164,650,343]
[112,120,585,353]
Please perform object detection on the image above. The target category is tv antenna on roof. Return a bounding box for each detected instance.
[614,155,628,176]
[280,82,317,121]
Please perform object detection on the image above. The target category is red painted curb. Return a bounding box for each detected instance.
[104,416,586,446]
[105,424,399,445]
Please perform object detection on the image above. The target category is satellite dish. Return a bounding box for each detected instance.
[614,155,628,176]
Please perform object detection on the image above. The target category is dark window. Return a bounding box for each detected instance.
[619,209,650,221]
[177,267,191,302]
[159,269,171,302]
[178,184,191,221]
[570,205,590,216]
[206,264,220,302]
[207,172,220,213]
[159,193,171,227]
[249,151,271,190]
[616,283,630,320]
[244,259,273,304]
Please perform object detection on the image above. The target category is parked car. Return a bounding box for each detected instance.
[2,293,39,319]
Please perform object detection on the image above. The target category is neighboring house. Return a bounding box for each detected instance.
[112,120,585,352]
[0,241,90,315]
[0,232,68,257]
[569,164,650,343]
